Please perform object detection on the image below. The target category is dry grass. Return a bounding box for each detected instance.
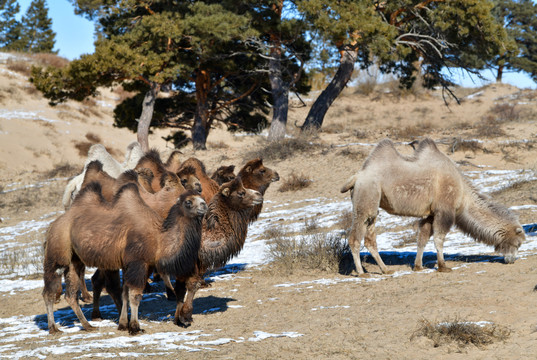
[488,103,521,123]
[0,245,44,279]
[474,120,507,138]
[449,138,484,153]
[4,53,69,77]
[208,140,229,149]
[85,132,102,144]
[278,172,312,192]
[78,98,102,118]
[336,147,367,161]
[267,229,351,274]
[411,318,510,348]
[244,136,322,161]
[42,162,79,179]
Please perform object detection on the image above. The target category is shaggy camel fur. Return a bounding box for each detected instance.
[211,165,236,185]
[170,177,263,326]
[179,157,220,203]
[134,149,178,192]
[237,158,280,222]
[62,142,143,209]
[340,138,525,274]
[164,150,183,173]
[43,184,207,334]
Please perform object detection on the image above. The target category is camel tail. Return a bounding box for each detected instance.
[340,174,358,193]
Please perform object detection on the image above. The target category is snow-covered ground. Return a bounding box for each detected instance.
[0,169,536,357]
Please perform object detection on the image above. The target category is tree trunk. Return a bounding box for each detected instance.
[267,22,289,141]
[137,84,159,153]
[192,69,210,150]
[496,63,504,83]
[301,48,357,131]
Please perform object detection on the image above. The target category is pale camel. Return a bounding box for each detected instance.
[340,138,525,274]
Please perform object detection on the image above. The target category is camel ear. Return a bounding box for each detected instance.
[222,187,230,197]
[245,166,252,173]
[516,228,523,234]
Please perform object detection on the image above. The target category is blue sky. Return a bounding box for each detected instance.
[16,0,536,89]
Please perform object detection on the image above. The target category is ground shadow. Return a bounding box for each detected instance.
[339,250,506,275]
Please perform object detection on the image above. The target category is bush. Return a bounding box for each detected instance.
[278,172,312,192]
[411,318,510,348]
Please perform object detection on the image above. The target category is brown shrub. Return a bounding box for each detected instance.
[244,136,322,161]
[267,231,351,274]
[30,53,69,68]
[278,172,312,192]
[42,162,79,179]
[449,138,484,153]
[411,318,510,348]
[6,59,32,77]
[85,132,102,143]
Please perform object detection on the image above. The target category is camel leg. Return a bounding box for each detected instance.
[43,267,64,334]
[348,221,366,276]
[414,216,433,271]
[127,286,145,335]
[173,277,187,326]
[177,276,202,327]
[65,261,95,332]
[104,270,123,315]
[122,262,148,334]
[91,269,105,320]
[118,282,129,331]
[433,212,454,272]
[78,266,93,303]
[364,220,392,274]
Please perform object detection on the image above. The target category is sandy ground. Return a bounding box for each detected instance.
[1,54,537,358]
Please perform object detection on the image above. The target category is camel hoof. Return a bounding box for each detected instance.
[83,325,96,332]
[128,325,144,335]
[91,314,102,321]
[48,325,60,335]
[382,270,395,275]
[118,323,128,331]
[357,273,371,278]
[413,265,425,272]
[437,266,452,273]
[175,316,192,328]
[81,295,93,303]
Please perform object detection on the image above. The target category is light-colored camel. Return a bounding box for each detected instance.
[43,184,207,335]
[62,142,143,208]
[340,138,525,274]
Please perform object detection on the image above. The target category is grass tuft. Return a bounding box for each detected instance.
[278,172,312,192]
[411,318,510,348]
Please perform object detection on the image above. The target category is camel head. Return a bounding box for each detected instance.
[496,225,525,264]
[212,165,236,185]
[159,171,184,191]
[179,190,208,218]
[238,158,280,194]
[177,165,202,194]
[220,177,263,209]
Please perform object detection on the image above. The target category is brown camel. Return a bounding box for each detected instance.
[177,165,202,194]
[211,165,236,185]
[237,158,280,222]
[170,177,263,326]
[179,157,220,203]
[42,184,207,335]
[134,149,180,192]
[340,138,525,275]
[164,150,183,173]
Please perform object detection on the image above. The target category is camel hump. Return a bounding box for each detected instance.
[113,182,141,202]
[143,148,163,164]
[341,174,358,193]
[415,138,438,152]
[85,160,104,172]
[119,169,139,183]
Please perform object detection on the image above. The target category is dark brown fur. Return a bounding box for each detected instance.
[177,165,202,194]
[173,177,263,326]
[211,165,236,185]
[135,149,181,192]
[164,150,183,173]
[42,184,207,335]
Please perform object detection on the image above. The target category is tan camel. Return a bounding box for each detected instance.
[42,184,207,335]
[340,138,525,274]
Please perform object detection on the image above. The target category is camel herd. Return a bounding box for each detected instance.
[43,138,526,335]
[43,143,278,334]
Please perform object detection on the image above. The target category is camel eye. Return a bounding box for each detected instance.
[181,179,187,186]
[238,191,245,197]
[185,200,192,208]
[259,169,265,174]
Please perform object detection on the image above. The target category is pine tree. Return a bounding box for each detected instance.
[493,0,537,83]
[32,1,267,151]
[298,0,513,131]
[0,0,22,50]
[19,0,56,53]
